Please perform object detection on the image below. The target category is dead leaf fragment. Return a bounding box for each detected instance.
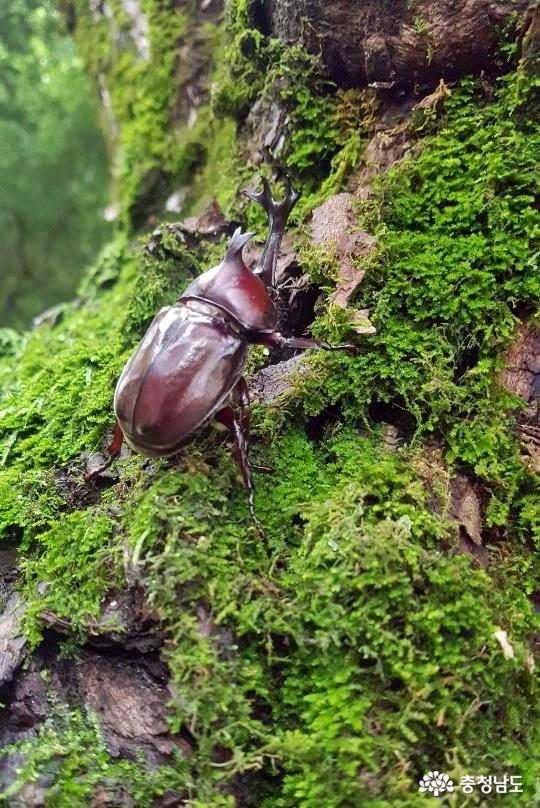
[248,355,308,405]
[309,193,378,310]
[450,475,483,545]
[181,199,227,236]
[494,629,514,660]
[350,308,377,335]
[330,266,367,310]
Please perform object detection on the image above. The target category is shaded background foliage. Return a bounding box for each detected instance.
[0,0,110,328]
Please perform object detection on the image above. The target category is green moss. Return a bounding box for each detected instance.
[0,228,200,647]
[1,704,189,807]
[70,0,372,226]
[269,60,378,213]
[213,10,372,216]
[87,428,539,804]
[269,459,539,805]
[21,510,120,646]
[211,0,277,121]
[70,0,224,227]
[295,71,540,513]
[182,116,242,217]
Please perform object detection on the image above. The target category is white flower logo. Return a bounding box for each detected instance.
[419,771,455,796]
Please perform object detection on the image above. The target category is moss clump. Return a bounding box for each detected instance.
[269,454,539,806]
[296,70,539,522]
[59,427,537,805]
[213,4,374,218]
[211,0,278,122]
[20,510,120,644]
[0,228,200,648]
[1,705,189,807]
[69,0,227,228]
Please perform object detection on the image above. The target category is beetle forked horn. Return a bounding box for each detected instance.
[242,175,299,222]
[226,227,255,260]
[241,175,299,288]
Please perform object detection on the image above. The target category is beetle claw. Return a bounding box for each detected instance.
[246,489,268,546]
[251,463,273,474]
[252,512,268,547]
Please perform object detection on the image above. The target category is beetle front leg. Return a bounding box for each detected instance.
[256,331,357,353]
[243,176,299,289]
[85,419,124,482]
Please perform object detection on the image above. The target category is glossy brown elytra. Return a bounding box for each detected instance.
[85,178,356,533]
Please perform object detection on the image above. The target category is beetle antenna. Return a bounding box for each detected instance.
[226,228,255,260]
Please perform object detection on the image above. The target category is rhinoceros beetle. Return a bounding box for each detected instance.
[86,178,355,530]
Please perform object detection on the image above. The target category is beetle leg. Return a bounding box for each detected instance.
[256,331,357,353]
[234,377,272,473]
[84,419,124,483]
[242,175,299,289]
[214,402,267,540]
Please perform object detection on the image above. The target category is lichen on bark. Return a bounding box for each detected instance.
[0,1,539,806]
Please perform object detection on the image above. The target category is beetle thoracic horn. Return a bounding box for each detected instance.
[226,228,255,259]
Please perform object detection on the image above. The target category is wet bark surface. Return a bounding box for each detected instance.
[266,0,531,90]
